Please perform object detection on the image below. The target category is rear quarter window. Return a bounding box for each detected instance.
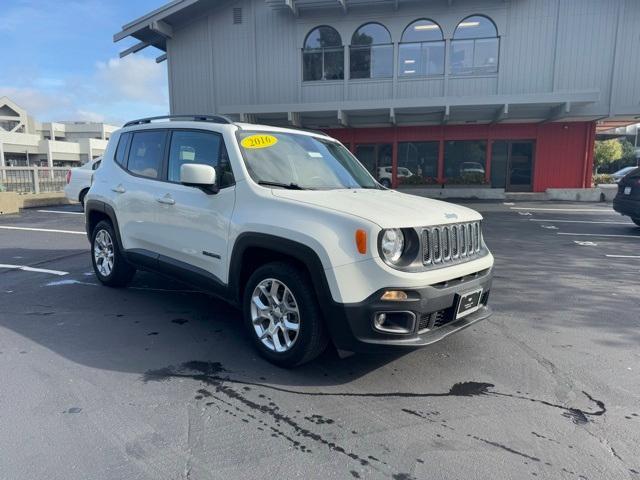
[114,133,131,168]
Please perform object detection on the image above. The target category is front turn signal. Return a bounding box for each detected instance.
[355,229,367,254]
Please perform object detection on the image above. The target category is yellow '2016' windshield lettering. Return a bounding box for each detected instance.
[241,135,278,149]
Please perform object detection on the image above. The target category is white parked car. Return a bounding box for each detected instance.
[459,162,485,175]
[377,166,413,188]
[85,115,493,366]
[64,157,102,207]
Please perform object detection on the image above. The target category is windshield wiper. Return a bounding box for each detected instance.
[257,181,308,190]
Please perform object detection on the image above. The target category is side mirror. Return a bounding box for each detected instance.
[180,163,218,194]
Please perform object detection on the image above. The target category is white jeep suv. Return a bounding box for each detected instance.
[85,115,494,366]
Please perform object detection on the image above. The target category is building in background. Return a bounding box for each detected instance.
[115,0,640,193]
[0,97,118,168]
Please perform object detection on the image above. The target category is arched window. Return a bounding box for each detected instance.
[451,15,499,75]
[350,23,393,79]
[398,19,445,77]
[303,26,344,81]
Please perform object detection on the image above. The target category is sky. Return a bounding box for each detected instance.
[0,0,170,126]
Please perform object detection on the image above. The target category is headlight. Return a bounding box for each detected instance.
[380,228,404,264]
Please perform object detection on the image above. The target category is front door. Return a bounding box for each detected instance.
[354,143,393,187]
[490,140,535,192]
[152,129,236,284]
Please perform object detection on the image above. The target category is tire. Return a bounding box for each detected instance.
[243,262,328,367]
[91,220,136,287]
[632,218,640,227]
[79,189,89,209]
[380,178,391,188]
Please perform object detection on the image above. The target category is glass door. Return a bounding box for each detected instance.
[355,143,393,187]
[490,140,535,192]
[507,141,535,192]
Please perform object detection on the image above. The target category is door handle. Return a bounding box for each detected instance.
[111,185,126,194]
[156,195,175,205]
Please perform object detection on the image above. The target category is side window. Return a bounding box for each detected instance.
[168,130,235,187]
[127,131,166,179]
[114,132,131,167]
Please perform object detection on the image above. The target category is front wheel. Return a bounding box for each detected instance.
[632,218,640,227]
[243,262,328,367]
[91,220,135,287]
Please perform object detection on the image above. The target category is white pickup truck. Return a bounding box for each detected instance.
[64,157,102,208]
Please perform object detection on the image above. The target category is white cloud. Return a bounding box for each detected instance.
[94,56,168,106]
[0,55,168,125]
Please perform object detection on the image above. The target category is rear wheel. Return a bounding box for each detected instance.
[632,218,640,227]
[79,189,88,209]
[91,220,135,287]
[243,262,328,367]
[380,178,391,188]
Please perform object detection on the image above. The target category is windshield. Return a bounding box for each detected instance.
[237,131,379,190]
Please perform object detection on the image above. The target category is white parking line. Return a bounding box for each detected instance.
[605,254,640,259]
[37,209,83,215]
[0,264,68,276]
[558,232,640,239]
[530,219,631,225]
[511,207,616,213]
[0,225,84,235]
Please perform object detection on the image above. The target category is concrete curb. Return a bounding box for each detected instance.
[0,192,72,215]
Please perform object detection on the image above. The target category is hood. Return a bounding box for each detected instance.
[272,188,482,229]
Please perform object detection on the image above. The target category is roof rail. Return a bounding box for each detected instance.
[123,114,235,127]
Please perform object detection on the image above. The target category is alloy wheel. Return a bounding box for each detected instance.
[94,229,114,277]
[250,278,301,353]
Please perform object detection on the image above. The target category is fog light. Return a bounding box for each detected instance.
[373,311,416,334]
[381,290,408,301]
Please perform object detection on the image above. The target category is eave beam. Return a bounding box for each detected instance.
[491,103,509,125]
[156,53,167,63]
[149,20,173,39]
[288,112,301,127]
[285,0,298,16]
[119,41,149,58]
[544,102,571,123]
[338,110,349,127]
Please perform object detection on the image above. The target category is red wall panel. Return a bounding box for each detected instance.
[324,122,595,192]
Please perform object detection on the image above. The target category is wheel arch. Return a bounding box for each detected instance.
[84,200,124,250]
[229,233,332,308]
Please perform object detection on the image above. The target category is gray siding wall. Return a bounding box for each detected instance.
[166,0,639,117]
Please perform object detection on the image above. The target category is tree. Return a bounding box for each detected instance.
[620,139,637,165]
[594,139,622,172]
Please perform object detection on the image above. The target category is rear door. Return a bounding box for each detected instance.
[150,129,236,283]
[112,129,169,255]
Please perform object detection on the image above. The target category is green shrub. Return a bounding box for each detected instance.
[445,172,487,185]
[593,173,614,185]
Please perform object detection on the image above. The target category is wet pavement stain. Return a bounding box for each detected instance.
[468,435,540,462]
[147,332,159,336]
[63,407,82,414]
[171,318,188,325]
[141,361,609,478]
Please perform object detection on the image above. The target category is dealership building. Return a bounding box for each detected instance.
[115,0,640,193]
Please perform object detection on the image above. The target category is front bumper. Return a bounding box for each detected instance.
[613,195,640,218]
[322,268,493,353]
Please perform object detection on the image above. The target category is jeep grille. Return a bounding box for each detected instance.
[421,221,482,266]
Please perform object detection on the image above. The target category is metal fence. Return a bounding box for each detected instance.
[0,167,69,194]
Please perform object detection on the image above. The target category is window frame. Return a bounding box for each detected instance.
[164,128,235,188]
[302,25,345,82]
[349,22,393,80]
[450,15,500,76]
[114,128,235,189]
[118,129,169,182]
[398,19,445,78]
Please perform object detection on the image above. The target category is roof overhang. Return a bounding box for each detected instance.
[113,0,214,58]
[219,90,601,128]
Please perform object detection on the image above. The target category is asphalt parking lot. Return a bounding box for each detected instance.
[1,201,639,480]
